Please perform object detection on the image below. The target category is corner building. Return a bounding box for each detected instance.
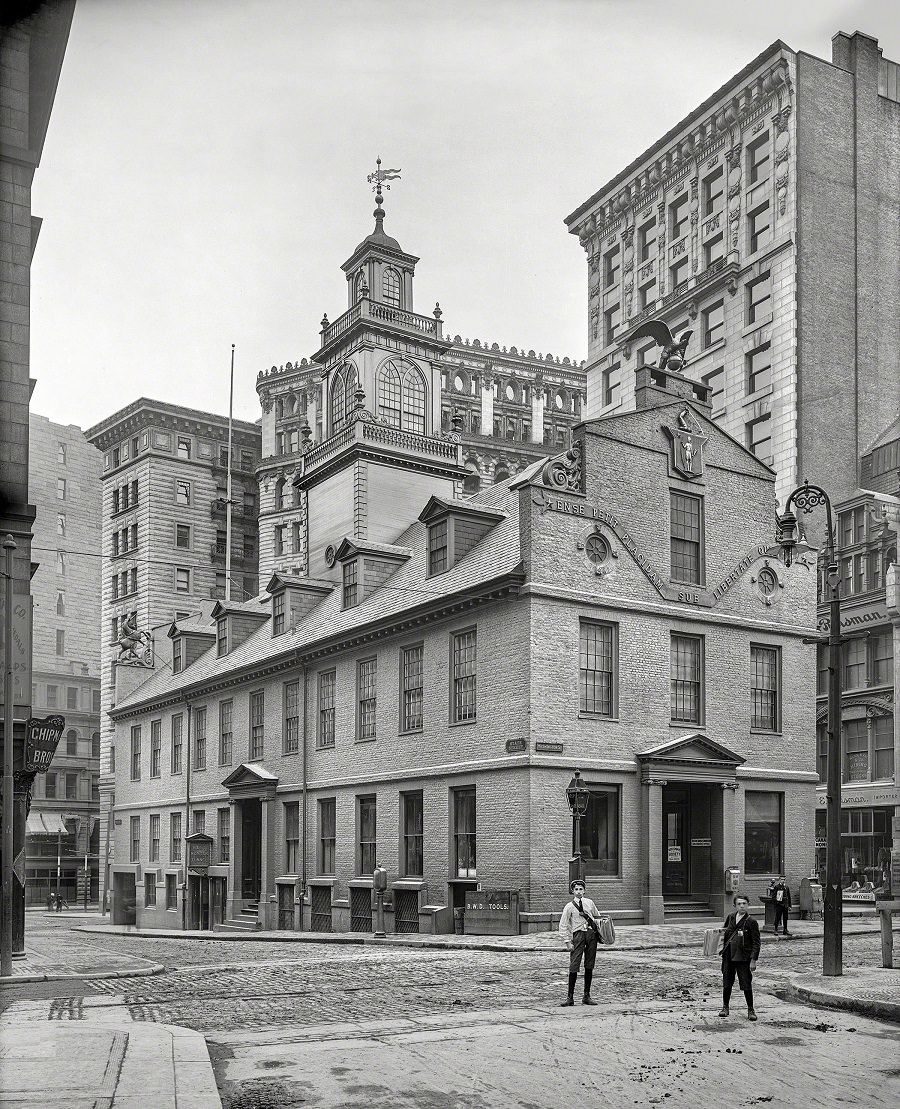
[106,362,816,932]
[565,30,900,514]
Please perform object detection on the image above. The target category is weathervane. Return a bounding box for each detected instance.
[366,156,401,194]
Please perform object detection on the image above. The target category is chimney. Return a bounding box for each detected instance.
[634,364,712,414]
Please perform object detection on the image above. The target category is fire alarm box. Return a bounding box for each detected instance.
[726,867,741,892]
[373,865,388,892]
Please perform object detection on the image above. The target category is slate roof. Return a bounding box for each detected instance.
[114,482,523,715]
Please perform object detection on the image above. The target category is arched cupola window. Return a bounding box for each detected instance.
[382,266,401,308]
[331,363,358,432]
[377,359,427,434]
[355,271,367,302]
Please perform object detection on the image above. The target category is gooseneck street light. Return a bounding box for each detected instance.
[778,481,843,976]
[566,770,590,885]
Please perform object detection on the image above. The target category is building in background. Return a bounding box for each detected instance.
[565,30,900,515]
[0,2,75,945]
[26,415,101,905]
[84,401,261,905]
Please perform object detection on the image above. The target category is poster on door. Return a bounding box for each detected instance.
[667,846,682,862]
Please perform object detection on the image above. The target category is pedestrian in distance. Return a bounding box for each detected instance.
[558,878,603,1006]
[768,874,792,936]
[719,893,761,1021]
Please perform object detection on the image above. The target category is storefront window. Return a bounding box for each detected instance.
[577,787,620,877]
[840,808,892,890]
[744,791,782,874]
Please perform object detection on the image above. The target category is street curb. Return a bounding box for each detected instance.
[0,961,165,985]
[785,977,900,1023]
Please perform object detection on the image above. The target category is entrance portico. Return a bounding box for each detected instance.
[221,763,279,925]
[639,734,745,924]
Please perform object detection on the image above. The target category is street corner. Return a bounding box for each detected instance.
[786,968,900,1023]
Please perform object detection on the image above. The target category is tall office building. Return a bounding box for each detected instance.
[565,30,900,513]
[26,415,102,905]
[85,401,261,902]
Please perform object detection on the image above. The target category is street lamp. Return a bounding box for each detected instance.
[777,480,843,976]
[566,770,590,887]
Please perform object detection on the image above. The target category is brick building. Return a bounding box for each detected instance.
[255,192,585,580]
[565,30,900,516]
[26,415,102,905]
[84,401,261,905]
[105,364,816,933]
[814,422,899,896]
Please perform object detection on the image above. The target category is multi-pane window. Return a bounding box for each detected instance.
[378,363,402,426]
[170,812,182,862]
[401,645,424,731]
[839,506,866,548]
[130,816,140,862]
[452,629,477,723]
[175,523,191,549]
[47,685,58,707]
[750,645,779,731]
[216,618,228,657]
[603,303,621,346]
[193,810,205,835]
[318,799,336,874]
[746,414,772,464]
[218,807,230,862]
[703,166,724,216]
[173,638,183,674]
[638,219,657,261]
[428,521,448,575]
[844,719,868,781]
[130,725,142,781]
[671,634,703,723]
[401,791,424,877]
[171,713,183,774]
[702,367,725,413]
[342,560,358,608]
[602,364,620,408]
[56,629,65,656]
[817,722,828,783]
[453,788,476,878]
[579,621,615,717]
[701,300,724,347]
[249,691,264,760]
[357,660,377,740]
[747,133,771,184]
[284,801,300,872]
[871,631,893,686]
[670,492,703,584]
[57,512,66,536]
[843,637,866,690]
[875,715,894,780]
[150,719,161,777]
[273,592,285,635]
[149,814,160,862]
[57,477,66,500]
[57,441,67,464]
[284,681,300,754]
[45,773,56,798]
[166,874,177,910]
[318,671,335,748]
[744,791,782,874]
[747,273,772,324]
[382,266,401,307]
[748,202,771,253]
[746,344,772,394]
[175,480,191,506]
[358,796,377,874]
[670,193,689,239]
[65,772,77,799]
[142,872,156,908]
[639,279,656,310]
[669,256,689,291]
[219,700,233,766]
[193,707,207,770]
[603,245,620,288]
[177,435,191,459]
[704,234,724,269]
[401,366,427,435]
[175,567,190,593]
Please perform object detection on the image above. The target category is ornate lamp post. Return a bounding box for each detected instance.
[566,770,590,886]
[778,481,843,976]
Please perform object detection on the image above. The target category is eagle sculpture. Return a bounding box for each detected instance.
[631,320,693,372]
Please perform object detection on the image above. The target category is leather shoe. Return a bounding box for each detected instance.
[560,998,574,1007]
[748,1009,758,1021]
[582,996,597,1005]
[718,1007,729,1017]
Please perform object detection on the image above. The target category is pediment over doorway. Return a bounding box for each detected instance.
[221,762,279,798]
[637,733,745,784]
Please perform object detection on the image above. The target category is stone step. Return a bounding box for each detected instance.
[213,918,261,933]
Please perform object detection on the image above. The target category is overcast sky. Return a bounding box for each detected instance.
[28,0,899,432]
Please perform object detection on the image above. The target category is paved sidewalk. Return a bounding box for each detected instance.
[0,1021,221,1108]
[0,919,164,983]
[787,966,900,1022]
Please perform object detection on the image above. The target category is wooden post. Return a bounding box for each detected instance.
[875,900,899,969]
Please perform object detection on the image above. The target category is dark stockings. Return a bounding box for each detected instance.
[567,973,577,1000]
[583,968,593,997]
[722,985,754,1010]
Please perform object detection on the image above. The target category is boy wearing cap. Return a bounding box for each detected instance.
[768,875,792,936]
[558,879,604,1006]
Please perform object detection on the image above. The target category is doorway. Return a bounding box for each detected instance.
[241,800,261,900]
[663,787,690,895]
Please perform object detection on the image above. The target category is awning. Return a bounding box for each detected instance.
[25,812,70,836]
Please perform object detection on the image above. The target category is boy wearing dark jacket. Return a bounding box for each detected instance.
[768,875,792,935]
[720,893,761,1021]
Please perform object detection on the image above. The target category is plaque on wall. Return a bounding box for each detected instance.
[534,741,564,754]
[505,738,527,753]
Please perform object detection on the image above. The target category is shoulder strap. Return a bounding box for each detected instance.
[575,902,599,935]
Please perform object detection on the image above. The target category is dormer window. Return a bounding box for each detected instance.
[216,617,228,657]
[342,560,359,609]
[273,592,285,635]
[420,496,506,578]
[173,638,183,674]
[428,521,449,575]
[382,266,401,308]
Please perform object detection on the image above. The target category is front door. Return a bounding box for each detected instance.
[241,799,261,900]
[663,788,690,895]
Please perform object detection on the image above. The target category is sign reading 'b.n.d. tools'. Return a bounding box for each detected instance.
[24,715,65,773]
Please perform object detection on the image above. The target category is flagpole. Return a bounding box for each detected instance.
[225,345,235,603]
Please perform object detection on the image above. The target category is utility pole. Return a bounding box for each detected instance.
[2,535,17,977]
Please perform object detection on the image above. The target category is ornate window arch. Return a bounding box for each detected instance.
[382,266,401,308]
[355,270,367,301]
[378,362,402,427]
[377,359,428,434]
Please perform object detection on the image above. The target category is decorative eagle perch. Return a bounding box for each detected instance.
[630,320,693,372]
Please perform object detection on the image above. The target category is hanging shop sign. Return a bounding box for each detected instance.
[185,832,214,873]
[23,715,65,773]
